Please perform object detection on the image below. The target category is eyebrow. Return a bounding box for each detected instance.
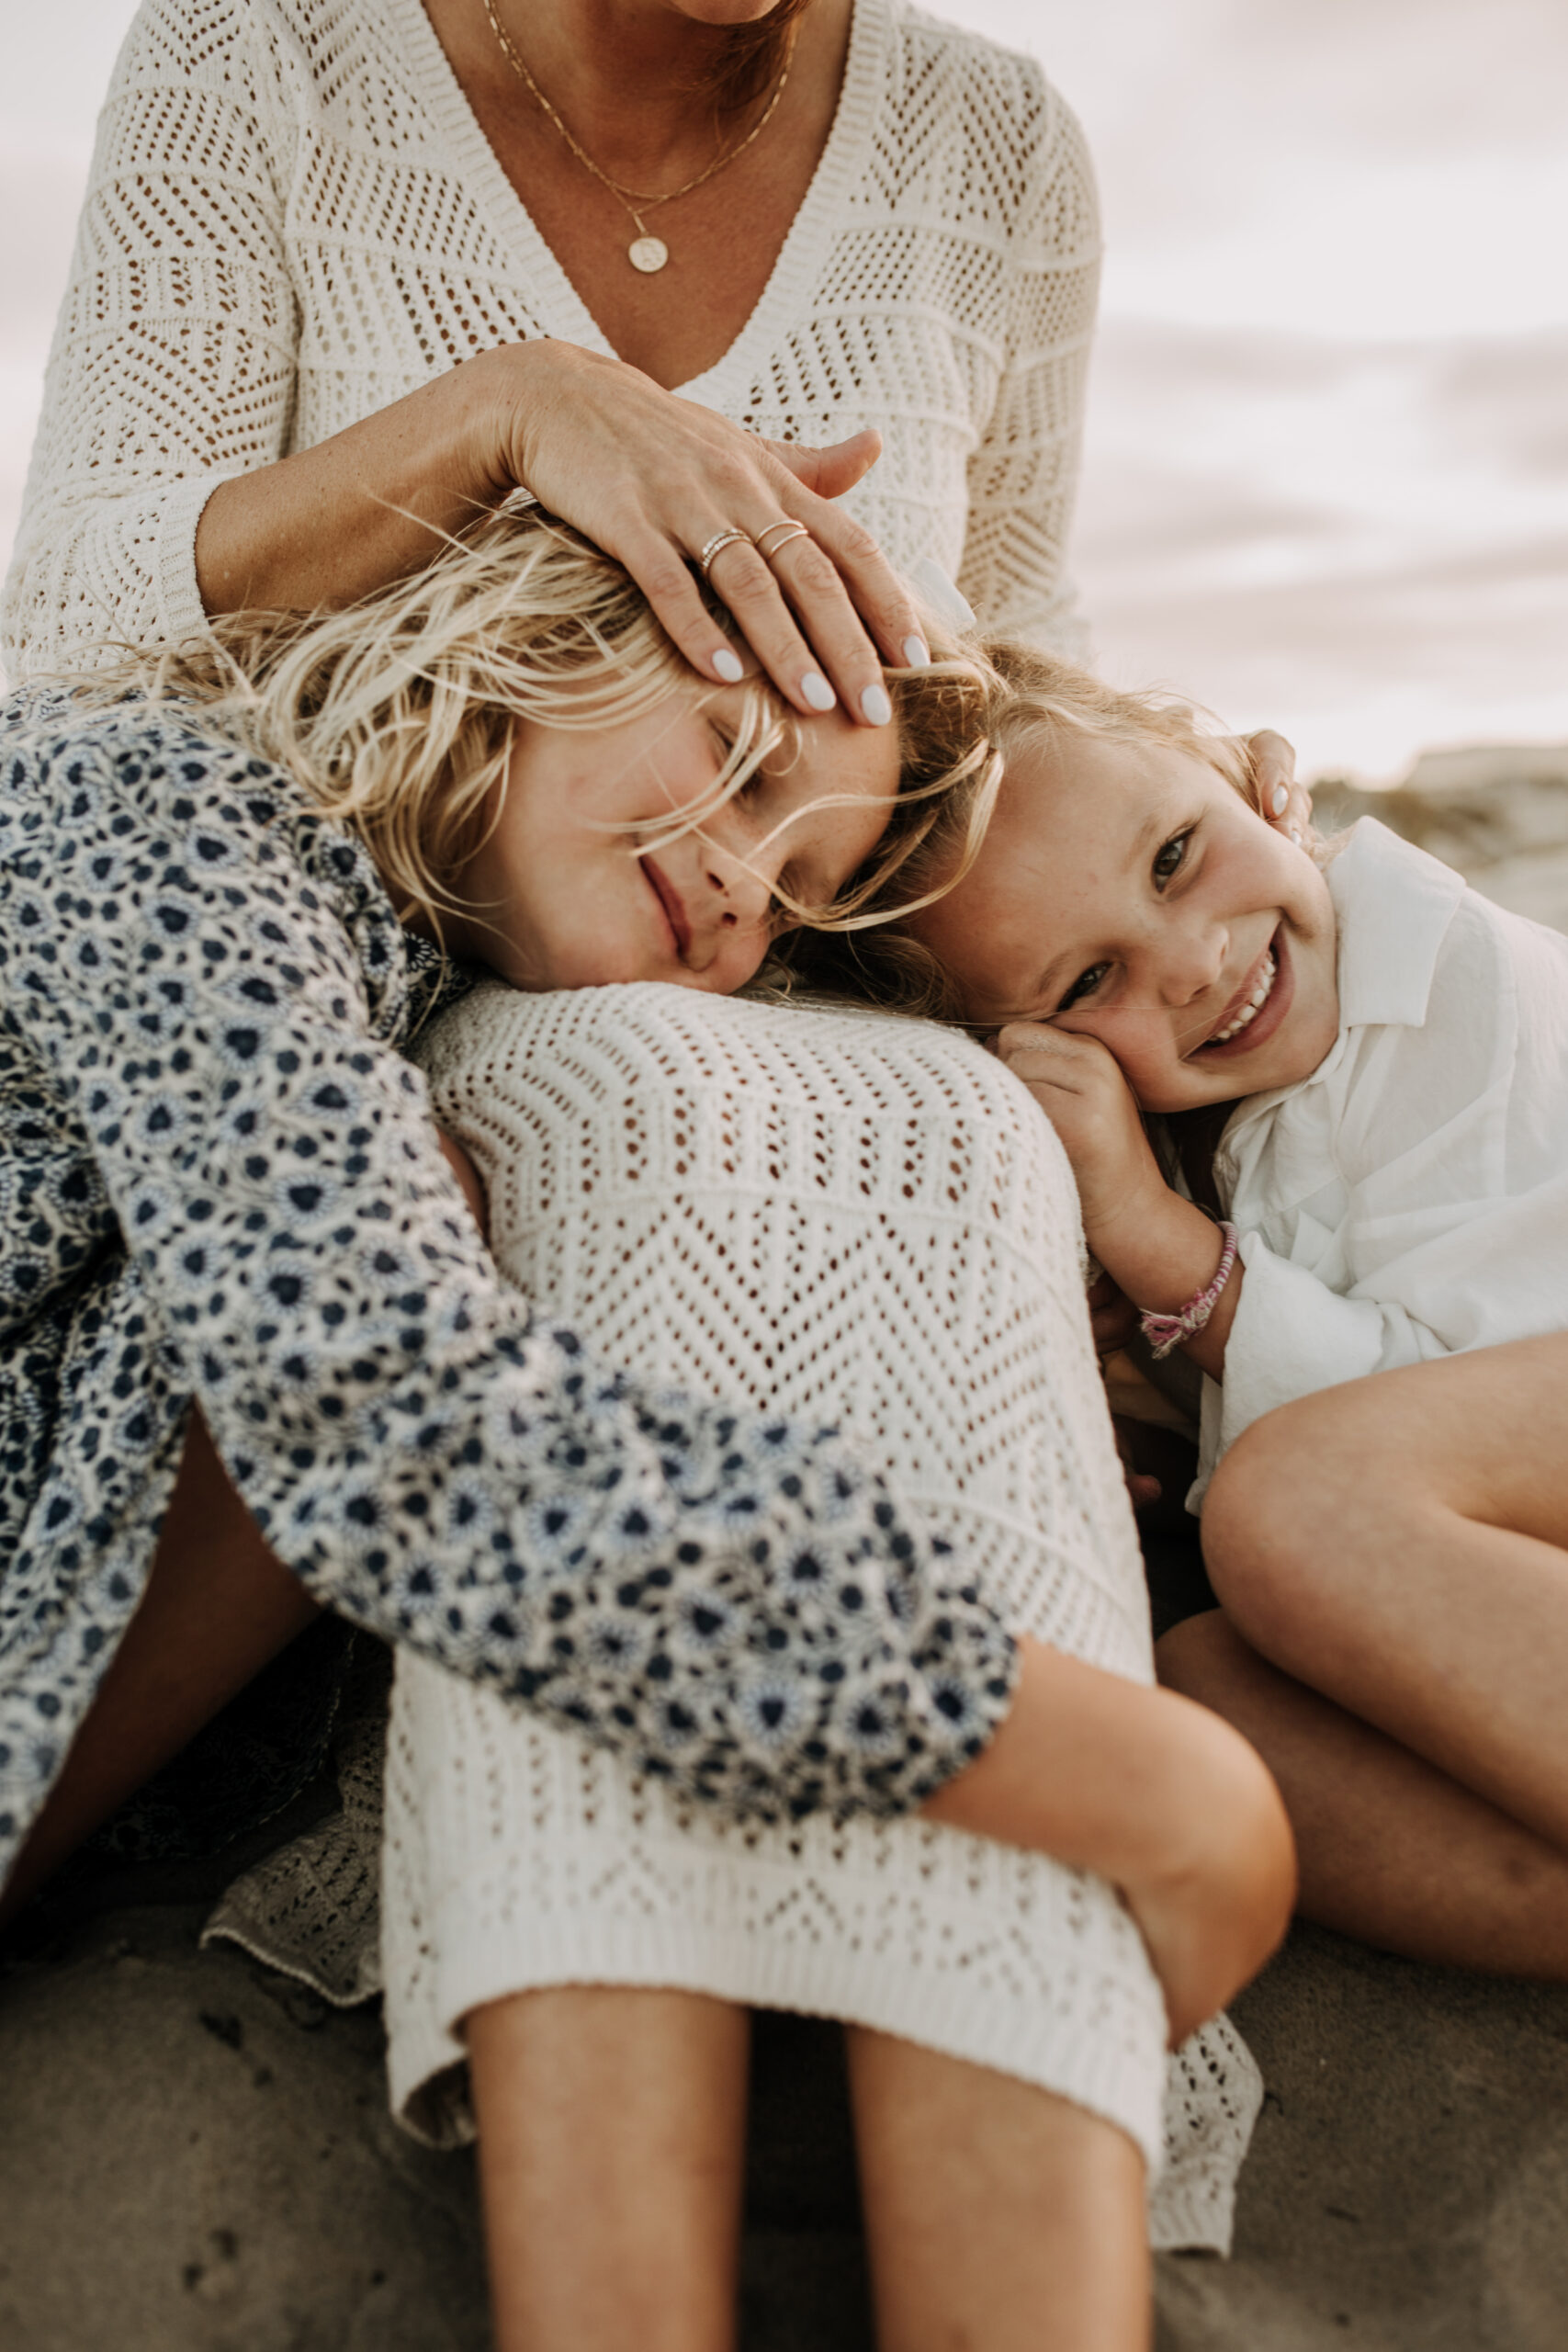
[1024,802,1169,1012]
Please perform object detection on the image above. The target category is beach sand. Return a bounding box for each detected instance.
[3,1870,1567,2350]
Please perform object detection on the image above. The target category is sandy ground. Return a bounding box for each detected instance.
[3,1867,1566,2351]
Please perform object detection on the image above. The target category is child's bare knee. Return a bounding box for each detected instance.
[1201,1413,1325,1636]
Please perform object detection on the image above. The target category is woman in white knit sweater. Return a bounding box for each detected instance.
[3,2,1303,2342]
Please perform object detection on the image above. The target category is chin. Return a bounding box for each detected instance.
[671,0,786,23]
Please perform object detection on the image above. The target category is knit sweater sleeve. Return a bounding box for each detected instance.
[956,72,1100,662]
[0,0,301,681]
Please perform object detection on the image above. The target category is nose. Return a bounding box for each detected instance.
[1153,913,1227,1006]
[699,819,775,932]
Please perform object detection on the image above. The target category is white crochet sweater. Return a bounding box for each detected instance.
[2,0,1100,678]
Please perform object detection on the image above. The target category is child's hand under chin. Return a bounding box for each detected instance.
[991,1023,1245,1381]
[992,1022,1168,1248]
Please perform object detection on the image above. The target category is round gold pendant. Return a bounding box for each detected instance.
[628,235,669,274]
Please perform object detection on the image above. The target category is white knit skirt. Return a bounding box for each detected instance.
[381,983,1260,2249]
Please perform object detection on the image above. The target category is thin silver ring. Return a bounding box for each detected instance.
[754,519,811,560]
[697,527,752,582]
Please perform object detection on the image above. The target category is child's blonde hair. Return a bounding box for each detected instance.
[784,638,1254,1017]
[97,506,1007,946]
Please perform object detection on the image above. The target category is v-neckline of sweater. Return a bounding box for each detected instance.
[394,0,890,408]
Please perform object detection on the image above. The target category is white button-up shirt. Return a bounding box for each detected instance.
[1194,819,1568,1503]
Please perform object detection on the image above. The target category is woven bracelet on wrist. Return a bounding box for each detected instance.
[1138,1222,1239,1361]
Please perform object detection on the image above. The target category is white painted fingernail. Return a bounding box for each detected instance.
[712,648,744,684]
[1289,824,1303,845]
[1269,784,1290,818]
[800,672,836,712]
[902,634,930,669]
[861,683,894,726]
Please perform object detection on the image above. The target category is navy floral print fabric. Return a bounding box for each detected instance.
[0,694,1017,1883]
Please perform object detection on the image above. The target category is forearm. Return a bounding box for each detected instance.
[923,1636,1248,1885]
[194,345,527,616]
[1089,1189,1243,1382]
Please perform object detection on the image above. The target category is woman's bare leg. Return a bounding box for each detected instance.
[0,1407,321,1928]
[1158,1611,1568,1970]
[465,1985,750,2352]
[847,2028,1149,2352]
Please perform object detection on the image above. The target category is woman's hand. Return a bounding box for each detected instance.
[1242,729,1314,844]
[492,341,930,725]
[198,339,928,728]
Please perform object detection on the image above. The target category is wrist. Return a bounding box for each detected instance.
[458,340,549,503]
[1087,1190,1222,1317]
[475,338,620,506]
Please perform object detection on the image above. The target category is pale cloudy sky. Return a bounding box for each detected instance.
[3,0,1565,778]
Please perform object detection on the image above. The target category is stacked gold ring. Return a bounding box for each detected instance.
[754,519,811,560]
[697,528,751,582]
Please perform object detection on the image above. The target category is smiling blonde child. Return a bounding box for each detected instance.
[826,637,1568,1980]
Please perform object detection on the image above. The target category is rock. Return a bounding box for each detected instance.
[1318,744,1568,933]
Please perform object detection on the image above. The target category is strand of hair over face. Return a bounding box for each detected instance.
[80,506,1011,954]
[784,637,1269,1022]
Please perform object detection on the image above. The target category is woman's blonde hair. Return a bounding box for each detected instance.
[785,638,1257,1019]
[96,505,1007,949]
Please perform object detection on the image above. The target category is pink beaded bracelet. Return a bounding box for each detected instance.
[1138,1222,1239,1361]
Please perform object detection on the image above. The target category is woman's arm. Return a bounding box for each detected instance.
[1,0,300,673]
[926,1635,1296,2043]
[194,340,926,719]
[2,0,922,718]
[957,74,1100,662]
[6,709,1016,1828]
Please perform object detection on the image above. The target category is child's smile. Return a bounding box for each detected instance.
[909,732,1342,1114]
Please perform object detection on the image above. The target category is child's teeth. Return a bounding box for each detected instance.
[1212,949,1276,1043]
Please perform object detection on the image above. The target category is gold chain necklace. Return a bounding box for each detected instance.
[481,0,798,275]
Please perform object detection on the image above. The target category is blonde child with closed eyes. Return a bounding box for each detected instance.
[825,639,1568,1980]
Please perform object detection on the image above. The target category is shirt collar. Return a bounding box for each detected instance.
[1216,819,1465,1160]
[1328,818,1465,1032]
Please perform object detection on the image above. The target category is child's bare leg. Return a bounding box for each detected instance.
[0,1406,320,1928]
[847,2028,1149,2352]
[1202,1338,1568,1849]
[1158,1611,1568,1971]
[465,1985,750,2352]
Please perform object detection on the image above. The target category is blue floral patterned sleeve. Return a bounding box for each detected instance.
[0,698,1017,1864]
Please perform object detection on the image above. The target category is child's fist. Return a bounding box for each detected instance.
[993,1023,1164,1242]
